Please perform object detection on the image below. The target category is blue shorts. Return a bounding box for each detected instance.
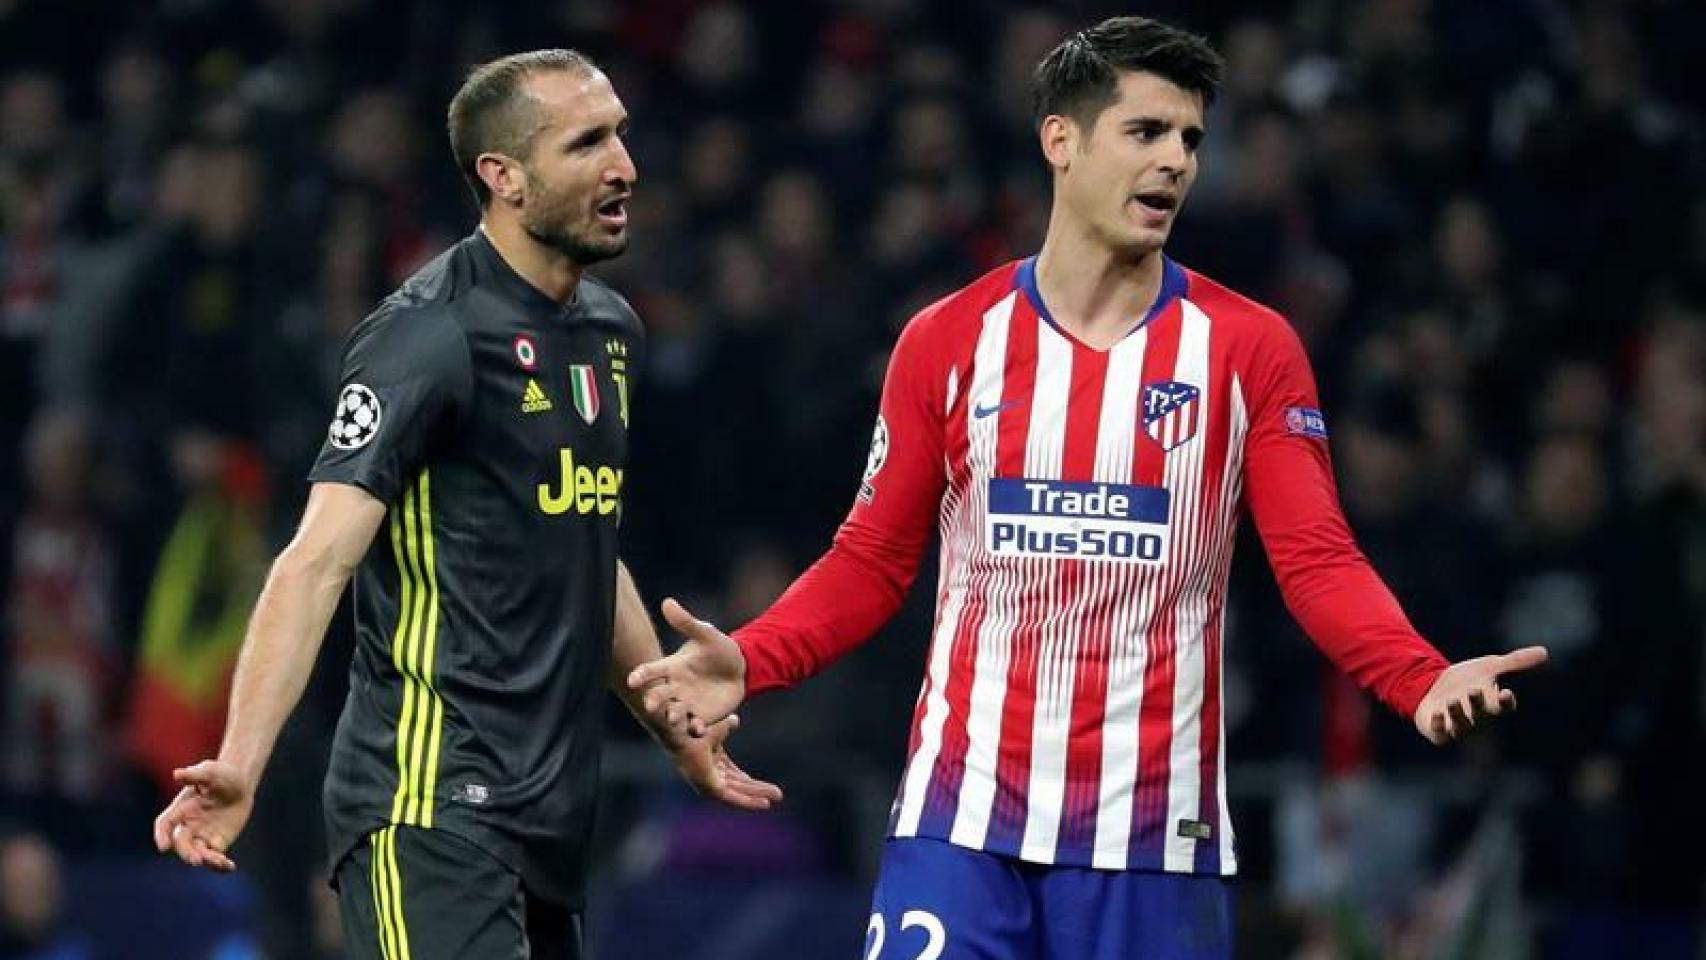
[865,838,1233,960]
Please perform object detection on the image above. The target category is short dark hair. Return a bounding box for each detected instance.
[1031,17,1224,130]
[447,49,599,208]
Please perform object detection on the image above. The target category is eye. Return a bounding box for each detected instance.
[1124,120,1177,145]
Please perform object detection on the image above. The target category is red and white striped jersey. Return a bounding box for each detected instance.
[734,256,1447,875]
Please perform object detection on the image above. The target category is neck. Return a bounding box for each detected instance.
[1034,215,1164,349]
[480,212,582,304]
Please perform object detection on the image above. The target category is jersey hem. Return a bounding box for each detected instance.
[885,826,1239,877]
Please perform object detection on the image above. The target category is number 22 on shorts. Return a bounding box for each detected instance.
[865,910,946,960]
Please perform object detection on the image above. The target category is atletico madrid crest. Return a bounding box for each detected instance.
[1141,380,1200,451]
[568,365,600,424]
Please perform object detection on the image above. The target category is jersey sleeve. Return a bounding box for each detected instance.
[732,304,953,695]
[1241,317,1449,719]
[308,303,473,505]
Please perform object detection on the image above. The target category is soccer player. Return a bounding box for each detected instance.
[628,18,1547,959]
[151,50,780,959]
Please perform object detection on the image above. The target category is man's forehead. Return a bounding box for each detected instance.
[1105,71,1206,124]
[525,69,624,124]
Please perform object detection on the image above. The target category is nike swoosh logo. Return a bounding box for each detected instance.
[973,399,1021,419]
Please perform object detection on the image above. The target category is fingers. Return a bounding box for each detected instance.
[722,766,782,803]
[1498,646,1549,674]
[711,763,784,811]
[1473,682,1505,718]
[1426,710,1450,745]
[167,820,238,872]
[627,658,671,691]
[154,814,176,853]
[1449,698,1467,730]
[641,680,675,717]
[157,781,241,872]
[153,792,190,852]
[660,596,696,632]
[170,821,202,867]
[196,836,237,873]
[661,597,718,643]
[702,714,740,750]
[720,789,779,812]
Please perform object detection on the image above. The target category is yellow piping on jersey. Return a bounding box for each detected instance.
[388,471,445,829]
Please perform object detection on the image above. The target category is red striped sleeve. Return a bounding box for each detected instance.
[732,296,958,694]
[1222,289,1449,720]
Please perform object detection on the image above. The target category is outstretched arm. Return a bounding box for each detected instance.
[1239,315,1546,743]
[611,561,781,810]
[629,300,956,726]
[153,481,384,871]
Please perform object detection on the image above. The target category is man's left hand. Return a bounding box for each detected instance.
[1413,646,1549,744]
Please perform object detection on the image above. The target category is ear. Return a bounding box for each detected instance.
[476,153,527,207]
[1039,114,1077,173]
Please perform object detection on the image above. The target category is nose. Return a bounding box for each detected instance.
[607,135,637,187]
[1157,132,1189,180]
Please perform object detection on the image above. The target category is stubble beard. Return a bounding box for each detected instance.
[521,182,628,266]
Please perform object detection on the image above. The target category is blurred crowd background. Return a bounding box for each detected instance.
[1,0,1703,957]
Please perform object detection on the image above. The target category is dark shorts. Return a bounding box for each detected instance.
[334,825,582,960]
[867,837,1234,960]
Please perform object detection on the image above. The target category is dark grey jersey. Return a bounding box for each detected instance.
[309,230,642,907]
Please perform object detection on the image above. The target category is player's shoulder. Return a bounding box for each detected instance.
[387,236,477,312]
[357,291,462,346]
[345,275,469,376]
[1177,262,1293,342]
[902,260,1025,340]
[575,274,644,337]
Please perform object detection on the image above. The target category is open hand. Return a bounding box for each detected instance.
[1413,646,1549,744]
[662,714,783,811]
[626,598,748,738]
[152,760,254,872]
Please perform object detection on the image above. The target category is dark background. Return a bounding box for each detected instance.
[1,0,1702,957]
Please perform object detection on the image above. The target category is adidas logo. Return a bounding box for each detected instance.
[521,379,553,413]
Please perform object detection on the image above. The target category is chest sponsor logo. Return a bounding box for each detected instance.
[985,477,1171,563]
[521,378,553,414]
[569,364,600,425]
[1142,380,1200,451]
[537,447,623,516]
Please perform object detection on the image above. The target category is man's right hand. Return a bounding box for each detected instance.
[152,760,254,873]
[627,597,748,738]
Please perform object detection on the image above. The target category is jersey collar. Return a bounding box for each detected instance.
[1015,253,1187,340]
[471,228,581,318]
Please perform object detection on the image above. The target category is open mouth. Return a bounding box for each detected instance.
[1134,191,1177,214]
[596,195,628,225]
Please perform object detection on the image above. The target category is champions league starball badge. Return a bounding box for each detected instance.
[329,383,383,449]
[859,415,889,503]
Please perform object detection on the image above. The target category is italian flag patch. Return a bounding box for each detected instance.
[569,365,600,424]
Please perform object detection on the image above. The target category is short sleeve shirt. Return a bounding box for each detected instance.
[311,230,643,907]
